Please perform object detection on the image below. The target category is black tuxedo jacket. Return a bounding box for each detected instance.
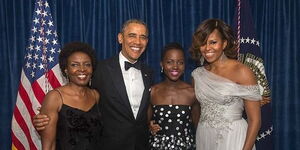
[92,55,153,150]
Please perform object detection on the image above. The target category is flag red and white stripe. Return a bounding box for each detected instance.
[11,0,65,149]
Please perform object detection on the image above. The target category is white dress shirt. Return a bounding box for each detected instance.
[119,52,145,119]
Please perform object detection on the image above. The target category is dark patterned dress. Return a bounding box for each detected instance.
[56,103,102,150]
[149,105,196,150]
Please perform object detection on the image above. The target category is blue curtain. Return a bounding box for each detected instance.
[1,0,299,149]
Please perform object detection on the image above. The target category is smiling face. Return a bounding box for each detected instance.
[161,49,185,82]
[200,29,227,64]
[65,51,93,87]
[118,23,148,63]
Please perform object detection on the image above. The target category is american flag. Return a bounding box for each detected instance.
[232,0,273,149]
[11,0,65,149]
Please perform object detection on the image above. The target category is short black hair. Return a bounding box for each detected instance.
[120,19,149,36]
[161,42,185,61]
[59,41,96,77]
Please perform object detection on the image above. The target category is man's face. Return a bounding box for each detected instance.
[118,23,148,63]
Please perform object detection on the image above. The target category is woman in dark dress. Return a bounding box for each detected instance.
[40,42,102,150]
[148,43,200,150]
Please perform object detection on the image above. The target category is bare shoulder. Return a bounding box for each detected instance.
[40,89,62,112]
[232,61,257,85]
[181,82,194,91]
[180,82,196,98]
[43,89,61,102]
[151,82,164,92]
[91,88,100,103]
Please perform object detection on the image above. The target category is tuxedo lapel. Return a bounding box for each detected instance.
[108,56,134,119]
[136,65,151,120]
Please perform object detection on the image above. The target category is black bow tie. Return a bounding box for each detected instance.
[124,61,141,70]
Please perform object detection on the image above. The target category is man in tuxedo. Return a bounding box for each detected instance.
[92,19,153,149]
[33,19,153,150]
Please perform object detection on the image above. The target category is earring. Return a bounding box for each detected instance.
[66,75,69,83]
[220,51,228,61]
[200,56,205,66]
[161,67,164,73]
[89,79,92,87]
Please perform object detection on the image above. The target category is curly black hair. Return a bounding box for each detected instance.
[59,41,96,78]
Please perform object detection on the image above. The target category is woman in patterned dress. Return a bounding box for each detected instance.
[148,42,200,150]
[190,18,261,150]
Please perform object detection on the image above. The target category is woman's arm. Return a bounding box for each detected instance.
[147,86,161,135]
[40,90,61,150]
[236,64,261,150]
[243,100,261,150]
[190,78,201,128]
[191,100,200,128]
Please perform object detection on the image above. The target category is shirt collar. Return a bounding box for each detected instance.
[119,52,138,70]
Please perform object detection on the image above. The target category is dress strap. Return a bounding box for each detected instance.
[53,89,64,104]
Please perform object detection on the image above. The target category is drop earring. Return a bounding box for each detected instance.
[89,79,92,87]
[200,56,205,66]
[161,67,164,73]
[220,51,228,62]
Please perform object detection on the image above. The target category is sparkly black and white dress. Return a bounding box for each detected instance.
[149,105,196,150]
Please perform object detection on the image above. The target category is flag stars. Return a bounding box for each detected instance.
[256,126,273,141]
[32,63,37,69]
[42,47,48,52]
[39,27,44,34]
[240,37,245,43]
[48,56,54,62]
[53,31,58,37]
[245,37,250,43]
[50,48,56,54]
[33,18,39,24]
[266,129,272,135]
[29,36,35,42]
[35,8,42,15]
[28,44,34,51]
[45,1,49,7]
[26,53,32,60]
[38,63,44,70]
[30,71,35,78]
[256,41,260,47]
[240,37,260,47]
[251,38,256,44]
[52,39,58,45]
[48,20,53,26]
[34,54,39,60]
[41,55,46,61]
[46,29,52,35]
[42,11,48,17]
[25,62,31,68]
[37,36,43,43]
[35,45,41,51]
[41,19,46,26]
[37,0,43,7]
[44,38,50,44]
[32,27,37,33]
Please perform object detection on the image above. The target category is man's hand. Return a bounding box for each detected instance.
[148,120,161,135]
[33,114,50,131]
[260,96,271,106]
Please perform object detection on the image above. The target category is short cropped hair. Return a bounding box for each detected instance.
[161,42,185,61]
[120,19,149,35]
[59,41,96,78]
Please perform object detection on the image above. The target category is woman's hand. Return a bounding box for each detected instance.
[148,120,161,135]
